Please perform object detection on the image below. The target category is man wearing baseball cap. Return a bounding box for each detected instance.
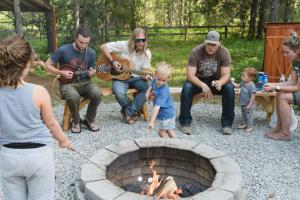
[179,30,235,135]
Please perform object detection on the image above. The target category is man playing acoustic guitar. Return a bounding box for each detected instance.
[100,28,152,124]
[45,26,101,133]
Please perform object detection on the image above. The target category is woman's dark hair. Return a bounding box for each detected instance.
[0,36,33,87]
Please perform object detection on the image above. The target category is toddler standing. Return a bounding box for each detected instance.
[232,67,257,132]
[146,62,176,138]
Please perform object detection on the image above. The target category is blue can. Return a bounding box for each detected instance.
[263,73,268,84]
[257,72,264,91]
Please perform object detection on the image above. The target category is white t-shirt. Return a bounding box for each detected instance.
[106,41,151,77]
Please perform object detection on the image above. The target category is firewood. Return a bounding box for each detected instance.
[155,176,178,199]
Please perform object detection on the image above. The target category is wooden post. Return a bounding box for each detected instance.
[13,0,23,36]
[45,5,57,52]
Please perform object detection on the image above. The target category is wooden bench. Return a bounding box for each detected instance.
[169,87,276,121]
[62,88,149,131]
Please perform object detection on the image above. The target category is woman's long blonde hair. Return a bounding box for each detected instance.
[0,36,33,88]
[128,28,148,54]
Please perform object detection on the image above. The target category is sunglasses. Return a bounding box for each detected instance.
[135,38,146,43]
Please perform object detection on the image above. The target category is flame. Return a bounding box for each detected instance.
[143,160,182,199]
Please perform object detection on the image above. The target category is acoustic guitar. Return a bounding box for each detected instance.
[96,52,153,81]
[58,64,100,85]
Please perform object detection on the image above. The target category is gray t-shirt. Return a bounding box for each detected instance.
[188,44,231,81]
[50,44,96,81]
[240,81,256,106]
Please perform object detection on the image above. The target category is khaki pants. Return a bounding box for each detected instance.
[60,80,101,124]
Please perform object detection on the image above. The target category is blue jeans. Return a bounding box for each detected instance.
[112,77,149,116]
[179,80,235,128]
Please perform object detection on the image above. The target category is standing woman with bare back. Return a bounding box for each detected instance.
[264,32,300,141]
[0,36,73,200]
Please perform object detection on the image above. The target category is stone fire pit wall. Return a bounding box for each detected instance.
[75,138,247,200]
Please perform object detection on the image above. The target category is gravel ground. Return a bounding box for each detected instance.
[0,101,300,200]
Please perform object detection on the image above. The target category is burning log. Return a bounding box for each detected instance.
[155,176,182,199]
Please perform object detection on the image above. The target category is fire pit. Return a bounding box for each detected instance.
[74,138,247,200]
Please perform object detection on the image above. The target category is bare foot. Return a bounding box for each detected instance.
[266,132,291,141]
[265,127,281,137]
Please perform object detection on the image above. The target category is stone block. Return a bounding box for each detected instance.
[165,166,177,175]
[105,140,140,155]
[199,156,210,170]
[165,148,178,159]
[165,138,198,150]
[192,188,234,200]
[80,164,106,192]
[212,172,246,200]
[152,147,165,158]
[85,180,125,200]
[115,192,153,200]
[135,137,166,148]
[131,167,142,176]
[90,149,119,166]
[210,156,241,173]
[177,150,194,161]
[192,144,226,159]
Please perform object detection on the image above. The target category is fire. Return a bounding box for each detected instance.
[141,160,182,199]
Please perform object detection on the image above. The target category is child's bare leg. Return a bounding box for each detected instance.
[158,129,168,138]
[166,129,176,138]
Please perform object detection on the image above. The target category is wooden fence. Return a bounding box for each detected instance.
[100,25,241,41]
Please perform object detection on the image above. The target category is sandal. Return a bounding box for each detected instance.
[71,123,81,134]
[82,119,100,132]
[124,113,136,124]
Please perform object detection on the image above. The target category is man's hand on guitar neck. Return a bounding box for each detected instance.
[60,70,74,79]
[88,68,96,77]
[111,60,123,73]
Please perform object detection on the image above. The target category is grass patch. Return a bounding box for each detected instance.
[148,36,264,86]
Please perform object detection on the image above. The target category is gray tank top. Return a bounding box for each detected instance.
[0,83,53,145]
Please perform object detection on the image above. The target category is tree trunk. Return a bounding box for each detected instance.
[130,0,136,30]
[239,1,247,37]
[270,0,280,22]
[248,0,258,38]
[283,0,293,22]
[13,0,22,36]
[104,0,109,42]
[256,0,267,39]
[73,0,80,31]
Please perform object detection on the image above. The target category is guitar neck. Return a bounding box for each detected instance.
[123,67,151,76]
[74,69,89,75]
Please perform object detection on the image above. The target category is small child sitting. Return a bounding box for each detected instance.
[232,67,257,132]
[146,62,176,138]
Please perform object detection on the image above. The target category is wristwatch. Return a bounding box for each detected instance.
[276,85,281,91]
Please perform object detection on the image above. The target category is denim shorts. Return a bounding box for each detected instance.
[157,117,175,130]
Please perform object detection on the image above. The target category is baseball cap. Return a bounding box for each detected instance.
[205,30,220,45]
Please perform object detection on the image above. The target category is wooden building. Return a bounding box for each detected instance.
[0,0,57,52]
[264,22,300,82]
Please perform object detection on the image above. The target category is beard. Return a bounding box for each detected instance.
[135,45,144,52]
[75,43,85,52]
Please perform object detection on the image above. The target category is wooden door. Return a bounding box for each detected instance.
[263,23,300,82]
